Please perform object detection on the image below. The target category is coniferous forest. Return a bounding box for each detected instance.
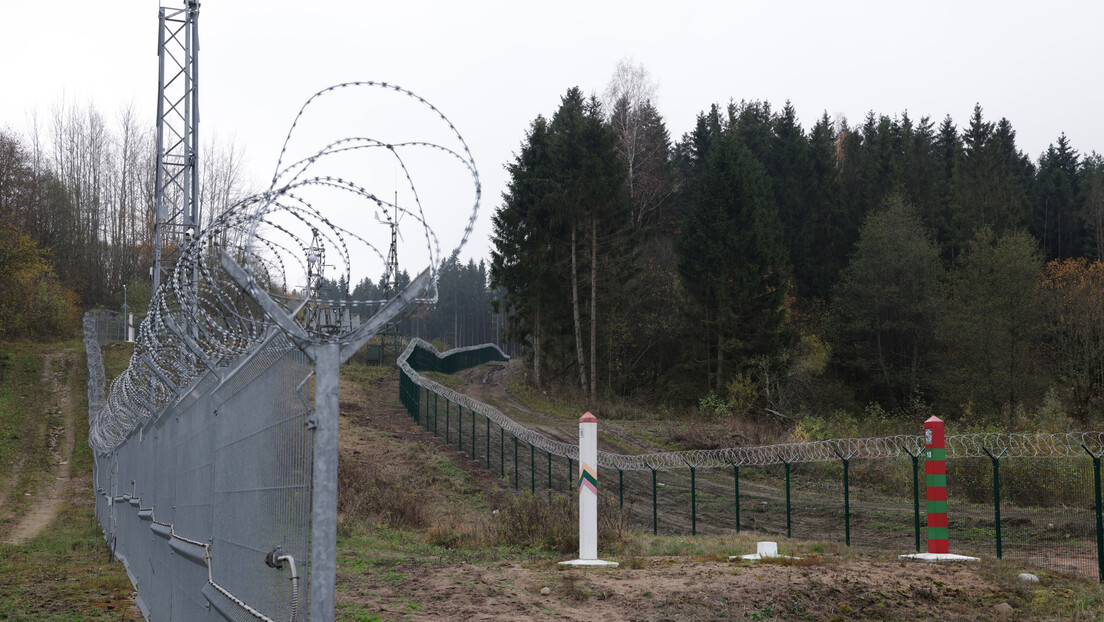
[490,74,1104,429]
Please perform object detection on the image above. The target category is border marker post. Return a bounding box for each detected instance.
[899,415,978,563]
[560,412,617,567]
[925,416,948,554]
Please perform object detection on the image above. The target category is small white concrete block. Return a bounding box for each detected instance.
[730,542,800,562]
[898,552,980,563]
[1017,573,1039,584]
[558,559,619,567]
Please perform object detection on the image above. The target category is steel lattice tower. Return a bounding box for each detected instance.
[153,1,200,293]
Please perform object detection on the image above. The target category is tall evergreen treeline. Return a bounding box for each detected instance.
[491,71,1104,423]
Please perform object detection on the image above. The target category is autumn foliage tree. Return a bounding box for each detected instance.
[0,223,78,339]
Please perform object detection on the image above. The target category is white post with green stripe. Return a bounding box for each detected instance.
[560,412,618,567]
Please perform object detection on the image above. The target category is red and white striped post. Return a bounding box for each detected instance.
[559,412,617,567]
[924,416,948,554]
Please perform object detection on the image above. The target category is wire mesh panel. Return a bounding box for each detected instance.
[988,457,1097,579]
[89,336,311,621]
[848,457,922,552]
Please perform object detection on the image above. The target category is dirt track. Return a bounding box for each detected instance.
[2,351,76,545]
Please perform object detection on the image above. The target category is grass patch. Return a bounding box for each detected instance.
[342,362,395,385]
[506,381,583,422]
[0,501,135,620]
[420,370,465,390]
[0,339,135,620]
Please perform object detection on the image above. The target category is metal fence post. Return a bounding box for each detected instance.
[470,409,476,461]
[618,469,624,509]
[690,466,697,535]
[651,468,658,536]
[1083,445,1104,584]
[833,449,857,547]
[734,463,741,533]
[778,454,793,539]
[982,447,1007,559]
[310,342,340,622]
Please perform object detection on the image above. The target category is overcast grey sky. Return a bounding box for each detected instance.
[3,0,1103,269]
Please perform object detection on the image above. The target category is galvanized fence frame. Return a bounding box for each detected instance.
[82,81,481,620]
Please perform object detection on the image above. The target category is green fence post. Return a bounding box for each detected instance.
[778,454,792,539]
[833,449,858,547]
[651,468,658,536]
[470,409,476,461]
[530,443,535,495]
[548,451,553,491]
[734,463,742,533]
[725,458,742,533]
[982,447,1007,559]
[1082,445,1104,584]
[690,467,697,535]
[618,469,624,509]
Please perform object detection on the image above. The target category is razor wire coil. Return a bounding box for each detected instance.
[89,82,480,453]
[399,339,1104,470]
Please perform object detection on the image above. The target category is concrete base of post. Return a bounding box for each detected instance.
[558,559,619,567]
[898,552,979,563]
[730,541,800,562]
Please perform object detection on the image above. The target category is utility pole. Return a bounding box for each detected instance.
[153,0,200,293]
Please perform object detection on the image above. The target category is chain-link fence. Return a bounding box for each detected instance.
[398,338,1104,582]
[87,309,141,345]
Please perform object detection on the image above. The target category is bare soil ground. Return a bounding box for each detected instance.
[338,555,1071,622]
[335,363,1104,621]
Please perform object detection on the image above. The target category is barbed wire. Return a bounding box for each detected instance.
[90,82,480,453]
[399,339,1104,470]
